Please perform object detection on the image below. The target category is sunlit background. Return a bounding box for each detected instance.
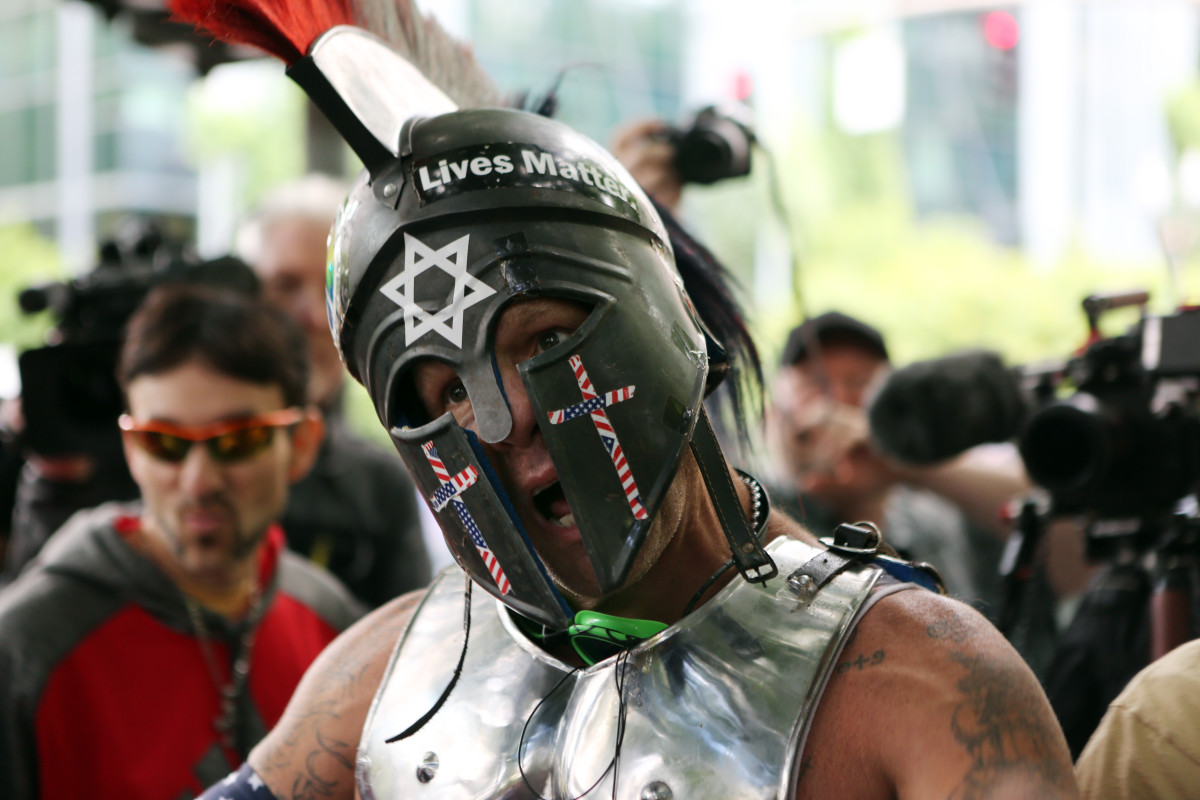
[5,0,1200,440]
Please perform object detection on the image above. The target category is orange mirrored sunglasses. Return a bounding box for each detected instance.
[118,408,304,464]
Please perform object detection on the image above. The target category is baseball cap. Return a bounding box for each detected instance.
[781,311,889,366]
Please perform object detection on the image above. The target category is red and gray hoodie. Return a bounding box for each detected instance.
[0,502,364,800]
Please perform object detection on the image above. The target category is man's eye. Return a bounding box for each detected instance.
[536,330,566,353]
[445,382,468,406]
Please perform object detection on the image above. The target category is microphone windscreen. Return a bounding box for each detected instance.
[867,349,1028,464]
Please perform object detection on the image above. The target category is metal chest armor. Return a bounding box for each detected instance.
[357,536,887,800]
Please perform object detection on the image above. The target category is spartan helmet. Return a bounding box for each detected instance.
[294,26,772,630]
[329,105,717,629]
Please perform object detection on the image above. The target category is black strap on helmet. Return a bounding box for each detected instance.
[688,407,777,583]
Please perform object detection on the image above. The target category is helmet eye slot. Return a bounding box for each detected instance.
[391,367,434,429]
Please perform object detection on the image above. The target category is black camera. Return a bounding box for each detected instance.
[670,104,756,185]
[1016,291,1200,551]
[16,223,258,459]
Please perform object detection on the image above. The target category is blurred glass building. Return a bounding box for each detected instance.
[2,0,1199,273]
[0,0,690,272]
[0,0,200,272]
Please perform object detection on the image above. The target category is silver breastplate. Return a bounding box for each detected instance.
[357,537,882,800]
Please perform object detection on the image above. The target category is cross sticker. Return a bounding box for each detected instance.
[421,442,510,595]
[547,355,648,521]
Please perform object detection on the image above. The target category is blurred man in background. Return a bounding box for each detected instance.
[235,175,434,606]
[0,285,362,799]
[1,235,256,586]
[767,310,1023,611]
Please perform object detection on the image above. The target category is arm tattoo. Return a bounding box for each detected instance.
[291,728,355,800]
[262,700,355,800]
[263,656,375,798]
[260,599,416,800]
[943,640,1074,799]
[926,615,980,644]
[835,649,886,674]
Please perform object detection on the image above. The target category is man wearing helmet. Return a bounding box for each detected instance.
[179,20,1078,800]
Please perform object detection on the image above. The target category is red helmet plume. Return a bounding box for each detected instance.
[169,0,356,64]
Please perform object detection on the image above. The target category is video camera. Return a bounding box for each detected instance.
[1015,291,1200,557]
[866,290,1200,656]
[868,288,1200,557]
[668,104,756,185]
[16,222,258,459]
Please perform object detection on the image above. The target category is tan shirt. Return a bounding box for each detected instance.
[1076,637,1200,799]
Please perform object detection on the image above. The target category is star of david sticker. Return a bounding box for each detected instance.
[378,233,496,348]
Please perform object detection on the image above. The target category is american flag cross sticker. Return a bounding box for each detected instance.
[421,441,511,595]
[547,355,648,521]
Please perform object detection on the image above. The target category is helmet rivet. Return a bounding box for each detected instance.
[641,781,673,800]
[383,182,398,198]
[741,542,756,554]
[788,573,817,599]
[416,752,439,783]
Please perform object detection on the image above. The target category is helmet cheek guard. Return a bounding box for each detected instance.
[390,416,574,630]
[520,301,707,591]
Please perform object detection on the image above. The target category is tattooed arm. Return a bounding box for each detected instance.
[797,590,1079,800]
[247,591,424,800]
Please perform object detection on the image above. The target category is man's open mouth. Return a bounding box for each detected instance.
[533,482,575,528]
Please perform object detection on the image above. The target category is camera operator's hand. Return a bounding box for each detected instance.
[610,119,683,214]
[0,398,21,444]
[0,396,95,484]
[770,369,899,502]
[882,443,1030,539]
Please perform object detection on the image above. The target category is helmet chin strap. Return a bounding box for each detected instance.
[688,406,778,584]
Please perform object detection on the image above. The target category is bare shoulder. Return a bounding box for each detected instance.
[249,589,426,800]
[798,587,1079,800]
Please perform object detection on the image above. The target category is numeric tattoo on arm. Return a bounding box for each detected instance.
[835,649,886,674]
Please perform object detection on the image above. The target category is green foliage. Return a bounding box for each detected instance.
[182,63,310,214]
[343,379,393,448]
[0,223,62,352]
[1166,79,1200,155]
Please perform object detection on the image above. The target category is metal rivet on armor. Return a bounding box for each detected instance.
[741,542,756,554]
[416,752,439,783]
[640,781,673,800]
[383,183,398,198]
[788,573,817,599]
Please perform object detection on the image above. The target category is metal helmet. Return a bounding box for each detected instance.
[269,25,773,630]
[328,104,721,629]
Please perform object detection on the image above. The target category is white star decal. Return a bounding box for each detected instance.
[378,233,495,348]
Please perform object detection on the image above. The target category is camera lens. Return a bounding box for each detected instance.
[673,111,753,185]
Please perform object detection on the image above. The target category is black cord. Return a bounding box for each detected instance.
[517,650,632,799]
[385,577,473,743]
[682,471,773,617]
[682,559,736,617]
